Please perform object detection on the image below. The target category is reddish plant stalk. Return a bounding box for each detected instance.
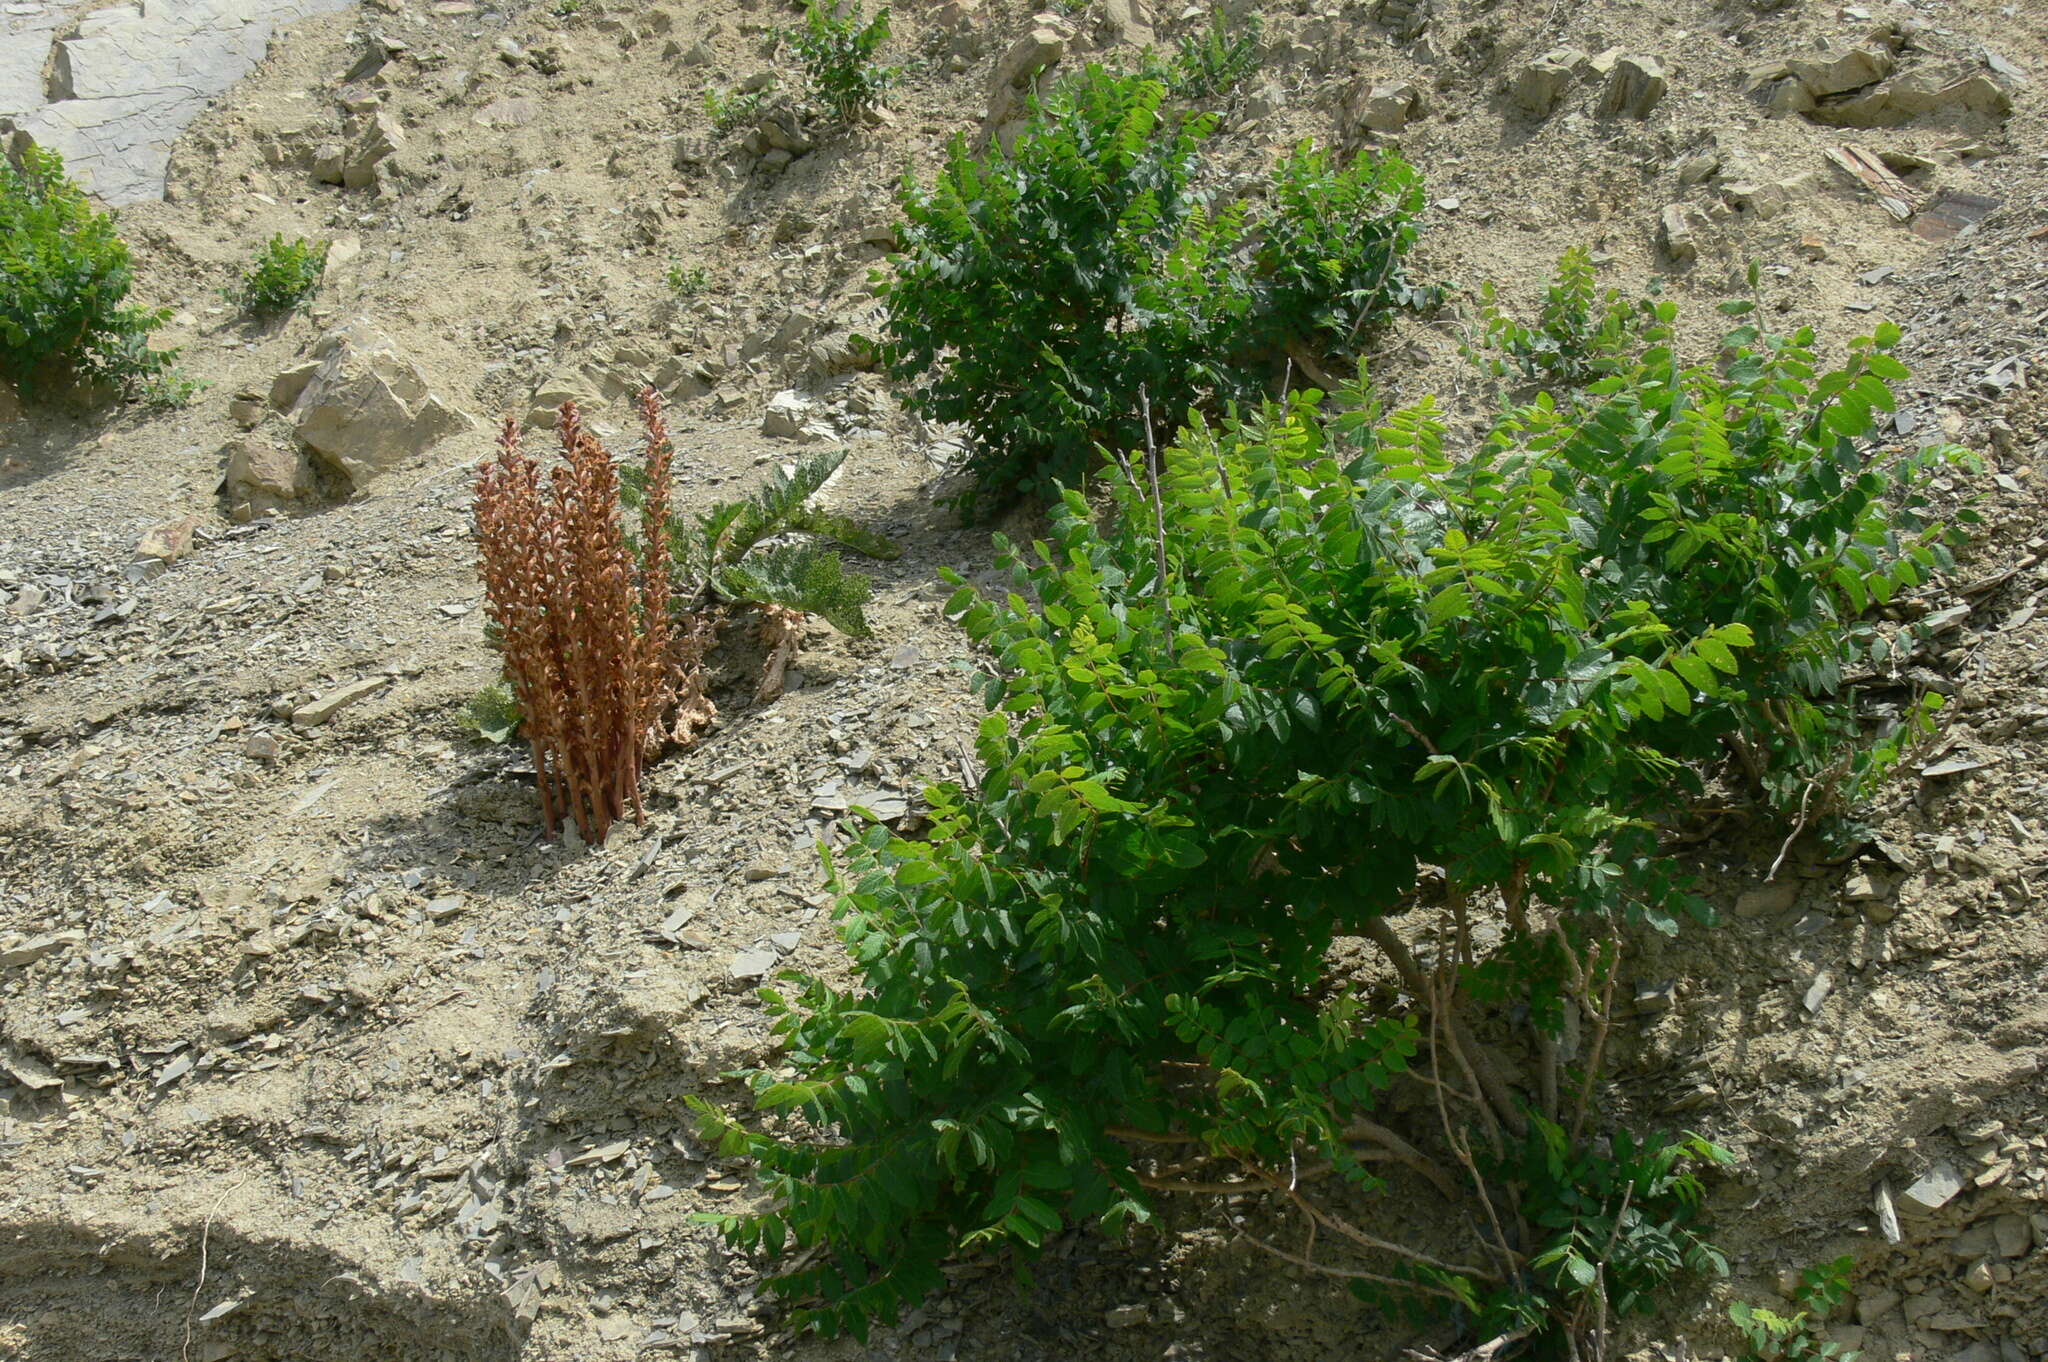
[473,390,688,844]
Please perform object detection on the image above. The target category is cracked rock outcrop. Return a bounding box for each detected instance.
[0,0,356,204]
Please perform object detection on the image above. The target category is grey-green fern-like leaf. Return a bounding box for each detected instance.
[693,499,752,574]
[789,505,900,560]
[718,542,874,636]
[719,449,851,563]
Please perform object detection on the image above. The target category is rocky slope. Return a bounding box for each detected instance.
[1,0,2045,1358]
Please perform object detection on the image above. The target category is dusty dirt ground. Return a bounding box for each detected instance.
[2,0,2046,1358]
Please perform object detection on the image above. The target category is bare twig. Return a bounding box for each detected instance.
[1539,1029,1560,1125]
[1338,1117,1462,1201]
[1286,1187,1500,1281]
[1449,888,1473,971]
[1282,338,1342,393]
[1363,916,1523,1139]
[1579,1179,1636,1359]
[1237,1228,1467,1302]
[1570,935,1621,1143]
[1428,992,1520,1284]
[1137,384,1175,661]
[1403,1332,1531,1362]
[182,1179,248,1362]
[1765,776,1819,882]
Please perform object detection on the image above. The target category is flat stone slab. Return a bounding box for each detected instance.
[1,0,357,204]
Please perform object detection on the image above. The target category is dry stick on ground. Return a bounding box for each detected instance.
[181,1179,248,1362]
[1239,1226,1470,1303]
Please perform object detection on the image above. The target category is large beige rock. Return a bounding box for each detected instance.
[1882,64,2013,117]
[1755,76,1818,116]
[1800,61,2015,128]
[224,437,312,499]
[269,360,321,412]
[1351,81,1424,133]
[1659,204,1696,264]
[285,323,472,488]
[525,371,603,430]
[1806,85,1894,127]
[739,101,814,159]
[1596,54,1668,118]
[1372,0,1428,41]
[341,111,404,189]
[220,436,317,520]
[1786,47,1893,97]
[1509,50,1581,117]
[1102,0,1153,48]
[133,514,202,564]
[986,20,1071,144]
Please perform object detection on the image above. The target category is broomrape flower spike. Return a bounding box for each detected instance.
[473,389,700,845]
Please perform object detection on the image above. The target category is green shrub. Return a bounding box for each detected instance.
[788,0,896,123]
[0,146,176,395]
[1471,246,1651,393]
[1253,141,1439,345]
[694,298,1969,1344]
[460,679,523,744]
[1732,1256,1859,1362]
[1166,6,1263,100]
[666,262,709,297]
[874,66,1430,517]
[704,85,772,135]
[1407,1120,1731,1340]
[231,233,329,316]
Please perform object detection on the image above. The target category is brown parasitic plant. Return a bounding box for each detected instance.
[473,389,707,844]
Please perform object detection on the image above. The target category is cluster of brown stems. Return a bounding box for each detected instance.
[473,390,710,845]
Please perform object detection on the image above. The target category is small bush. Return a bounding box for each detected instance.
[0,146,177,395]
[231,233,328,316]
[1471,246,1651,392]
[875,66,1430,517]
[1732,1256,1859,1362]
[1411,1120,1731,1339]
[704,85,773,135]
[696,298,1969,1344]
[460,680,522,744]
[1166,6,1263,100]
[137,368,207,409]
[788,0,896,123]
[666,262,709,297]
